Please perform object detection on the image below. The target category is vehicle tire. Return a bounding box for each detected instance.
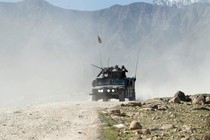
[92,94,98,101]
[119,91,125,102]
[129,94,136,101]
[129,91,136,101]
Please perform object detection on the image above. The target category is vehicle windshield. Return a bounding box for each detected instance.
[95,78,125,86]
[96,79,110,86]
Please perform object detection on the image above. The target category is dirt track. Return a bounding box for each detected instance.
[0,101,120,140]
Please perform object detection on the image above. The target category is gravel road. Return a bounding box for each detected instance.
[0,101,120,140]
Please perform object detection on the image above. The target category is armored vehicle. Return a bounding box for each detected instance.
[90,65,136,102]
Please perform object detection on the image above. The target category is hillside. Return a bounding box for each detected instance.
[100,93,210,139]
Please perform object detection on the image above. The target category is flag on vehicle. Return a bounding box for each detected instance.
[97,35,102,43]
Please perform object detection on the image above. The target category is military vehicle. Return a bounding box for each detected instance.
[90,65,136,102]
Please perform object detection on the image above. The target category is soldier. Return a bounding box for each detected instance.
[103,68,109,77]
[121,65,128,78]
[121,65,128,72]
[107,66,114,77]
[113,65,121,72]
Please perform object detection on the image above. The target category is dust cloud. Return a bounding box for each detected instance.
[134,28,210,100]
[1,25,210,106]
[0,17,97,107]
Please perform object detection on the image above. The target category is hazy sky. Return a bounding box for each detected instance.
[0,0,152,11]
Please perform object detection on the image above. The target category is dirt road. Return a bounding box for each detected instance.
[0,101,120,140]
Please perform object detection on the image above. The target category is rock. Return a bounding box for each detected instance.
[191,97,197,104]
[203,135,210,140]
[121,103,126,107]
[152,136,159,140]
[130,135,142,140]
[185,95,192,102]
[149,127,161,131]
[174,91,186,101]
[169,97,181,104]
[135,129,151,135]
[158,105,169,111]
[136,129,151,135]
[180,137,190,140]
[113,124,127,129]
[191,137,199,140]
[183,125,195,133]
[140,108,155,111]
[126,102,142,107]
[127,112,139,117]
[158,107,167,111]
[110,109,121,116]
[197,95,206,104]
[146,104,158,109]
[191,95,205,105]
[206,97,210,104]
[129,121,142,130]
[141,129,151,135]
[161,124,174,130]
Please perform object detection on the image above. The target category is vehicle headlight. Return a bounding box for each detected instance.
[112,89,115,92]
[107,89,110,92]
[98,89,101,93]
[101,89,104,93]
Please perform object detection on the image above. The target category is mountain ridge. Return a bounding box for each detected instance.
[152,0,210,7]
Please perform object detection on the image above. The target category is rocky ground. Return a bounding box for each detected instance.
[0,92,209,140]
[0,101,120,140]
[100,92,210,140]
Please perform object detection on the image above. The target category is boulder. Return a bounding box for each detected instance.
[126,102,142,107]
[110,109,121,116]
[161,124,174,130]
[113,124,127,129]
[191,95,205,105]
[205,96,210,104]
[174,91,186,101]
[129,121,142,130]
[169,97,181,104]
[185,95,192,102]
[203,135,210,140]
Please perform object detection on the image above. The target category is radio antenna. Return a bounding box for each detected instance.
[135,45,141,78]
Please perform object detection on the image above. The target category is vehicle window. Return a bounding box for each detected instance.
[111,80,125,85]
[96,79,110,86]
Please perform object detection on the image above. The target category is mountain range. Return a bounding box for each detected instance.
[0,0,210,106]
[152,0,210,7]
